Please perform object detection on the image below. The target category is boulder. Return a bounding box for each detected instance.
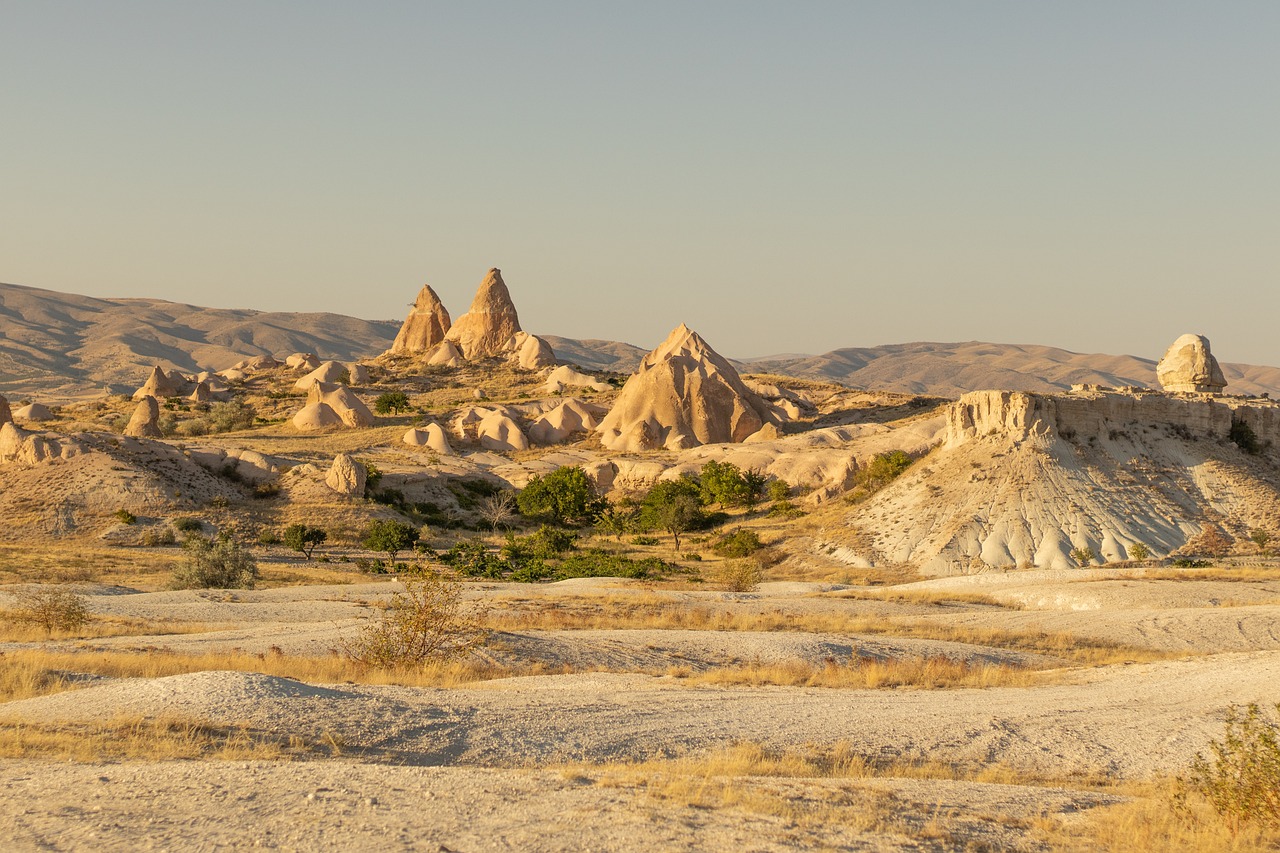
[1157,333,1227,394]
[13,402,52,422]
[292,402,345,431]
[403,423,453,455]
[242,355,279,371]
[345,363,370,384]
[425,341,464,368]
[543,365,611,395]
[387,283,453,355]
[528,399,604,445]
[513,331,556,369]
[444,268,523,359]
[325,453,367,497]
[596,324,777,452]
[477,412,529,452]
[286,352,321,371]
[294,361,349,391]
[306,382,374,428]
[189,381,213,403]
[125,396,163,438]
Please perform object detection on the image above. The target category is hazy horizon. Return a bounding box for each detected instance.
[3,2,1277,365]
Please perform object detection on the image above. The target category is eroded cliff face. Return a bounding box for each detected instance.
[845,389,1280,575]
[946,390,1280,453]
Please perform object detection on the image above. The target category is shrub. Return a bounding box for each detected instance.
[282,524,327,559]
[517,466,605,524]
[342,570,484,668]
[363,461,384,492]
[7,586,91,632]
[638,477,708,551]
[847,450,914,502]
[699,460,754,508]
[712,529,762,558]
[207,400,257,433]
[477,491,517,533]
[1230,420,1262,455]
[172,517,204,534]
[171,535,259,589]
[708,558,763,592]
[1070,547,1097,567]
[632,535,660,546]
[142,527,177,547]
[361,519,420,564]
[257,529,281,546]
[1182,703,1280,832]
[114,509,137,525]
[374,391,411,415]
[1129,542,1151,561]
[767,479,792,502]
[595,505,639,541]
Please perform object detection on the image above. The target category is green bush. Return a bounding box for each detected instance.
[847,450,914,502]
[1128,542,1150,561]
[638,477,708,551]
[1070,547,1097,567]
[114,508,137,525]
[1183,703,1280,832]
[767,480,792,502]
[282,524,327,559]
[171,535,259,590]
[709,558,763,593]
[517,466,605,524]
[172,517,204,534]
[712,529,762,558]
[1230,420,1262,455]
[374,391,411,415]
[361,519,420,564]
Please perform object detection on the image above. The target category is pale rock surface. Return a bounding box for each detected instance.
[477,411,529,452]
[12,402,52,422]
[294,361,349,391]
[345,363,370,384]
[305,382,374,429]
[387,284,452,355]
[1157,333,1227,394]
[543,365,611,395]
[596,324,776,451]
[425,341,464,368]
[189,381,213,403]
[528,399,605,445]
[286,353,321,371]
[513,331,557,369]
[133,366,188,401]
[125,396,163,438]
[444,268,523,359]
[325,453,367,497]
[219,369,248,383]
[0,422,77,466]
[403,424,453,455]
[291,403,345,431]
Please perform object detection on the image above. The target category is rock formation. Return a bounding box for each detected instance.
[403,424,452,455]
[388,284,452,355]
[596,324,776,452]
[12,402,53,422]
[133,366,188,401]
[425,341,464,368]
[445,268,523,360]
[513,331,556,370]
[0,394,12,425]
[544,365,611,395]
[294,361,350,391]
[345,363,370,384]
[325,453,367,497]
[291,382,374,431]
[125,396,163,438]
[1157,334,1227,394]
[529,399,606,445]
[189,381,213,403]
[286,353,321,371]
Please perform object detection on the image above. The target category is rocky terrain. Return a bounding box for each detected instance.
[2,274,1280,850]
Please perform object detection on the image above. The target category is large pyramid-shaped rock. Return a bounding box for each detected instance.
[1157,333,1227,394]
[444,268,523,359]
[387,284,452,356]
[596,324,776,452]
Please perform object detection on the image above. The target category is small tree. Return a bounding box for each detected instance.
[1128,542,1150,561]
[516,466,604,525]
[595,504,639,541]
[171,535,259,589]
[700,460,752,508]
[282,524,327,560]
[639,477,706,551]
[361,519,420,564]
[477,491,517,534]
[1070,547,1097,567]
[767,479,792,503]
[342,569,484,668]
[8,586,91,633]
[1250,529,1271,553]
[374,391,411,415]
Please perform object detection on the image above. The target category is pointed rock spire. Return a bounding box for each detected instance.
[444,268,523,359]
[388,284,452,356]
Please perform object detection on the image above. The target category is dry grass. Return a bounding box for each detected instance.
[0,615,229,643]
[482,593,1179,667]
[673,655,1047,690]
[1137,565,1280,583]
[0,543,180,587]
[0,715,337,762]
[1043,778,1280,852]
[0,647,529,704]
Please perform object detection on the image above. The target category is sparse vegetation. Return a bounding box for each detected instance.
[361,519,419,564]
[1129,542,1151,561]
[170,535,259,590]
[114,508,137,525]
[846,450,914,503]
[374,391,411,415]
[1180,703,1280,833]
[5,586,91,633]
[708,557,762,592]
[1071,547,1098,567]
[342,570,485,668]
[282,524,327,559]
[711,529,762,558]
[1229,419,1262,455]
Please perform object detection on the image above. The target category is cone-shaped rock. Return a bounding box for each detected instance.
[133,365,187,401]
[325,453,367,497]
[125,396,163,438]
[1157,333,1227,394]
[596,324,776,452]
[444,268,522,359]
[388,284,452,355]
[0,394,11,426]
[13,402,53,422]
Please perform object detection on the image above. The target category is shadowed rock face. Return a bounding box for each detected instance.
[125,396,162,438]
[0,394,11,425]
[444,269,522,360]
[596,323,775,452]
[1156,334,1227,394]
[387,284,452,356]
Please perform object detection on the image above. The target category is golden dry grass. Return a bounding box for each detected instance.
[0,543,180,587]
[0,647,530,704]
[672,655,1047,690]
[0,715,338,762]
[0,615,230,643]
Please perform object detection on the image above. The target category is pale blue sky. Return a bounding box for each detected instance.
[2,2,1277,363]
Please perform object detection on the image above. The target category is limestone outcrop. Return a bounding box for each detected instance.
[0,395,12,425]
[125,396,163,438]
[544,365,611,395]
[1157,334,1227,394]
[596,324,776,452]
[294,361,349,391]
[291,382,374,431]
[325,453,367,497]
[286,353,321,371]
[133,366,188,401]
[425,341,464,368]
[388,284,452,355]
[445,269,523,360]
[403,424,452,455]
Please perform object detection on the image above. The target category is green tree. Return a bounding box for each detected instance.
[282,524,327,560]
[171,534,259,589]
[374,391,411,415]
[516,466,605,525]
[767,479,792,502]
[699,460,752,508]
[639,477,707,551]
[362,519,420,564]
[595,504,639,541]
[1128,542,1150,561]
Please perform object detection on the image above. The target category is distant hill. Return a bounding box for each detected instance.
[3,281,1278,399]
[0,282,400,397]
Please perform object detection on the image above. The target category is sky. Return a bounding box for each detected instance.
[2,2,1278,364]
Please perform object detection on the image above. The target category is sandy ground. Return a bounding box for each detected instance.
[3,569,1279,850]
